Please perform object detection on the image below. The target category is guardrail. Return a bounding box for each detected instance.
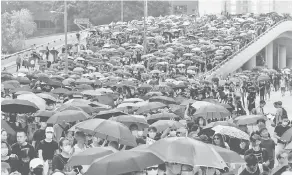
[198,19,292,80]
[1,29,89,61]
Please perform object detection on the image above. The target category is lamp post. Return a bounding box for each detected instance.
[121,0,124,22]
[143,0,147,55]
[50,0,68,74]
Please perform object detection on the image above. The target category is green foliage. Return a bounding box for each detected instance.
[1,9,36,53]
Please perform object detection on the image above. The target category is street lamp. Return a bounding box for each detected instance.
[50,0,68,74]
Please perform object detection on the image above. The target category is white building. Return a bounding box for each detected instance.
[198,0,292,15]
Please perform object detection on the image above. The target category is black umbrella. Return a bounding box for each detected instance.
[94,109,127,120]
[50,50,59,55]
[2,99,39,113]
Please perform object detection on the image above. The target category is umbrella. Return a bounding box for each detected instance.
[257,74,270,82]
[94,109,127,119]
[149,96,176,104]
[204,121,238,129]
[150,120,184,133]
[148,137,227,169]
[203,99,232,109]
[36,93,57,102]
[1,119,16,136]
[136,102,167,114]
[84,150,163,175]
[212,125,249,140]
[47,110,90,124]
[1,99,39,113]
[280,128,292,142]
[34,110,56,118]
[193,105,231,119]
[191,101,214,109]
[113,115,149,130]
[68,147,114,166]
[52,88,70,94]
[17,94,46,111]
[208,144,244,164]
[123,98,144,103]
[147,112,180,121]
[76,118,137,147]
[233,115,266,125]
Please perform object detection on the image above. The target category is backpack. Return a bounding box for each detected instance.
[281,107,288,119]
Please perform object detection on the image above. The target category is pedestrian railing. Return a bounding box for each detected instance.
[1,29,89,70]
[198,19,292,80]
[1,29,89,61]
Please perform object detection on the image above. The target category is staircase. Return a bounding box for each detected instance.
[200,19,292,79]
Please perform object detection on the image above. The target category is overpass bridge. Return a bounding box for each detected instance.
[202,19,292,79]
[1,30,89,73]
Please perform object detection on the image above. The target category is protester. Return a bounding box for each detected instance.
[1,12,291,175]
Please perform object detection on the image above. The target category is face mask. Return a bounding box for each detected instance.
[282,122,288,126]
[32,167,43,175]
[1,148,8,156]
[167,163,181,175]
[132,130,138,137]
[169,131,177,137]
[137,131,143,137]
[46,133,53,139]
[1,170,9,175]
[148,132,156,139]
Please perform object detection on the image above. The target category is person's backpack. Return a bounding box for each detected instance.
[281,107,288,119]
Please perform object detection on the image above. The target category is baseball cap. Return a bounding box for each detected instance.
[277,101,282,105]
[45,127,54,133]
[29,158,44,169]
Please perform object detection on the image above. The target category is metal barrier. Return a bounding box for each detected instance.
[1,29,89,61]
[198,19,292,80]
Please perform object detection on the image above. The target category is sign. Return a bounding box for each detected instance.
[74,18,89,25]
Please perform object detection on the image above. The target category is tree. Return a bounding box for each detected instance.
[1,9,36,53]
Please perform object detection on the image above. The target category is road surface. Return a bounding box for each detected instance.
[2,32,88,73]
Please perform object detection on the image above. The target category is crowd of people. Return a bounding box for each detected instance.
[1,12,292,175]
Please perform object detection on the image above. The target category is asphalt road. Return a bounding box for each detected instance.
[1,31,88,72]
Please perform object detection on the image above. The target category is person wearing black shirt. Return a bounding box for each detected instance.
[11,131,35,175]
[239,154,262,175]
[274,118,291,165]
[38,127,58,175]
[245,134,269,172]
[52,138,74,175]
[32,120,47,150]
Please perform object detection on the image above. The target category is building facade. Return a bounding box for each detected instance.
[198,0,292,15]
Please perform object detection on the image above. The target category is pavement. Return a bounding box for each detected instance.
[1,32,88,73]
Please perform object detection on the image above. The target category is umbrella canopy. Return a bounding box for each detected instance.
[233,115,266,125]
[204,121,238,129]
[1,119,16,136]
[34,110,56,118]
[84,150,163,175]
[280,127,292,142]
[114,115,149,130]
[76,118,137,147]
[47,110,90,124]
[36,93,57,102]
[148,137,227,169]
[208,144,244,164]
[149,96,176,104]
[147,112,180,121]
[17,94,46,111]
[193,105,231,119]
[212,125,249,140]
[1,99,39,113]
[68,147,115,166]
[136,102,167,114]
[150,120,184,133]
